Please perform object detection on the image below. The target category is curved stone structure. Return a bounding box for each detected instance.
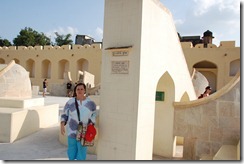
[173,71,240,159]
[191,69,209,98]
[0,60,32,98]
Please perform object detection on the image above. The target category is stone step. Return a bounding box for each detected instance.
[213,145,237,160]
[200,155,213,160]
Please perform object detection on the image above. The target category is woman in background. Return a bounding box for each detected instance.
[198,86,212,99]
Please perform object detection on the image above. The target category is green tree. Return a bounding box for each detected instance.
[13,27,51,46]
[54,32,73,46]
[0,37,12,47]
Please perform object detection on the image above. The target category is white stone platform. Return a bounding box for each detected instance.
[0,97,44,108]
[0,97,59,143]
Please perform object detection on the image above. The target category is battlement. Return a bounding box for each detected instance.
[181,41,237,49]
[0,43,102,51]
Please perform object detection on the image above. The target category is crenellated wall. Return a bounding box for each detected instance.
[0,43,102,96]
[181,41,240,94]
[0,44,102,50]
[0,40,240,97]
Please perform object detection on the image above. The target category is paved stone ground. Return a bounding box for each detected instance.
[0,95,184,162]
[0,123,94,160]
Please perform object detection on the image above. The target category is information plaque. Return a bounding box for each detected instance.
[112,51,129,56]
[111,61,129,74]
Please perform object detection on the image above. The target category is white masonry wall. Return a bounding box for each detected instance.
[98,0,196,160]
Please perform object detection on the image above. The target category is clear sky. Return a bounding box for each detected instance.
[0,0,240,46]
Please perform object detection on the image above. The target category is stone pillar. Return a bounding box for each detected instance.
[97,0,196,160]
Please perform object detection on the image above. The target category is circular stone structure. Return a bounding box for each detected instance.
[0,60,32,98]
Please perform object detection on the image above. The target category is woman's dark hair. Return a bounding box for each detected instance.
[73,82,86,97]
[205,86,211,90]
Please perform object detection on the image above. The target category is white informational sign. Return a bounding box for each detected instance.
[111,61,129,74]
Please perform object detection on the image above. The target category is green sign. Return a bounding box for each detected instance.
[156,91,164,101]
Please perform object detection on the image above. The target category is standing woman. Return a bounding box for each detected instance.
[60,83,97,160]
[42,79,48,97]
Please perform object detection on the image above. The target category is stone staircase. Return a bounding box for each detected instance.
[200,141,240,160]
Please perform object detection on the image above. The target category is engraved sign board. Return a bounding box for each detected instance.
[112,51,129,56]
[111,61,129,74]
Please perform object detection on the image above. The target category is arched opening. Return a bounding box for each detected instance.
[193,61,216,69]
[229,59,240,76]
[26,59,35,78]
[77,58,89,72]
[153,71,177,158]
[58,59,69,79]
[199,72,216,92]
[0,58,5,64]
[41,59,51,79]
[193,61,217,93]
[76,59,89,82]
[13,58,20,64]
[191,70,209,97]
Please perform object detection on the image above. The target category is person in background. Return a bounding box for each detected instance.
[42,79,48,97]
[66,80,73,97]
[198,86,212,99]
[75,81,79,86]
[60,82,97,160]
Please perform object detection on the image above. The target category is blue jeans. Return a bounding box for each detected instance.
[67,136,87,160]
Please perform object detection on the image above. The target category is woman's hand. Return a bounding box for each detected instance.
[60,122,66,135]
